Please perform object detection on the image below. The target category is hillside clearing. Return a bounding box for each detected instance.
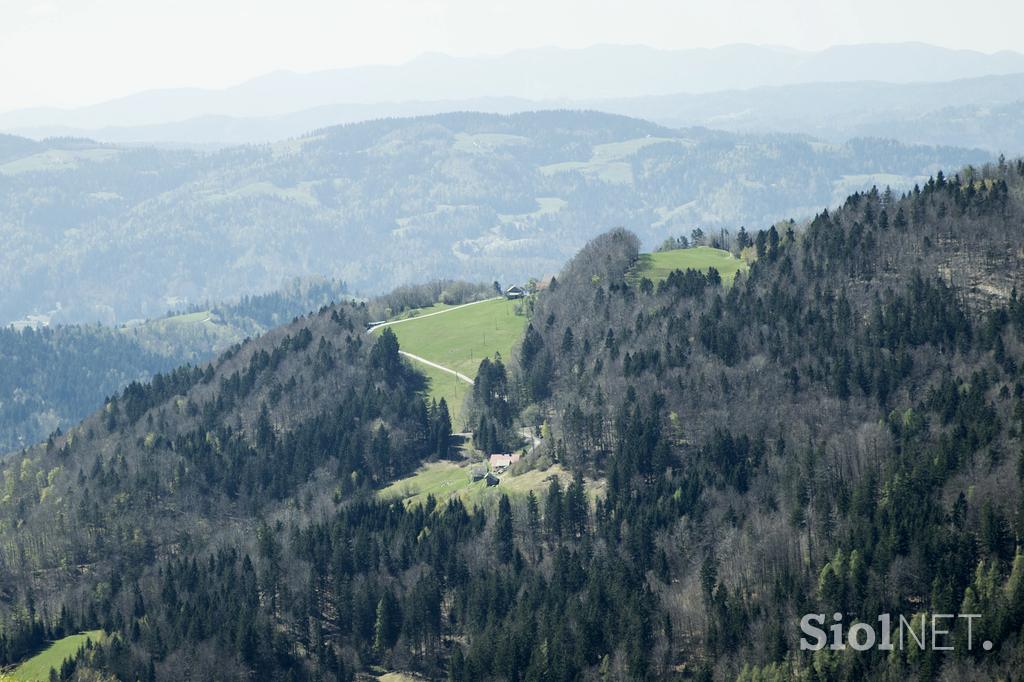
[498,196,567,225]
[1,631,104,682]
[630,246,748,286]
[0,149,119,176]
[408,363,474,425]
[372,297,527,427]
[378,459,578,509]
[120,309,244,358]
[538,137,694,186]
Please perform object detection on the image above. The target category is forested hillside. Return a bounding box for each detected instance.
[0,278,350,453]
[0,111,990,325]
[0,325,177,454]
[3,160,1024,681]
[0,299,459,680]
[506,160,1024,679]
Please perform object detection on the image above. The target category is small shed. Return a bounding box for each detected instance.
[469,465,487,482]
[505,285,527,300]
[485,472,501,487]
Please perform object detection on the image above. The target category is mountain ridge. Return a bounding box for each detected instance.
[10,72,1024,152]
[4,42,1024,133]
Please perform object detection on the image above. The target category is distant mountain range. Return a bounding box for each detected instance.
[600,74,1024,153]
[4,43,1024,150]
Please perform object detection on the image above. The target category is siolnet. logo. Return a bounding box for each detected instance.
[800,612,992,652]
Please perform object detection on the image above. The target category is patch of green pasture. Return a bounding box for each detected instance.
[373,298,525,422]
[3,631,104,682]
[538,160,587,176]
[630,246,748,286]
[538,160,632,185]
[379,460,576,510]
[376,297,527,381]
[218,181,319,206]
[414,363,472,429]
[376,671,431,682]
[378,461,477,507]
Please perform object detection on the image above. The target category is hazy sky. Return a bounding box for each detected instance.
[4,0,1024,112]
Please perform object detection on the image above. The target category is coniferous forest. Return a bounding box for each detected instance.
[3,158,1024,681]
[0,278,352,452]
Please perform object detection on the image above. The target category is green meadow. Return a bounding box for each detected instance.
[412,364,474,428]
[1,631,104,682]
[373,298,528,427]
[630,246,748,286]
[378,460,576,510]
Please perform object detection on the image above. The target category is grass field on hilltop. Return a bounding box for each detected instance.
[381,298,525,378]
[630,246,748,286]
[373,298,528,426]
[1,631,104,682]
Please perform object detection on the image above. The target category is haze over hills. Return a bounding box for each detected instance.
[0,110,991,326]
[599,73,1024,152]
[3,96,543,148]
[17,73,1024,153]
[4,42,1024,141]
